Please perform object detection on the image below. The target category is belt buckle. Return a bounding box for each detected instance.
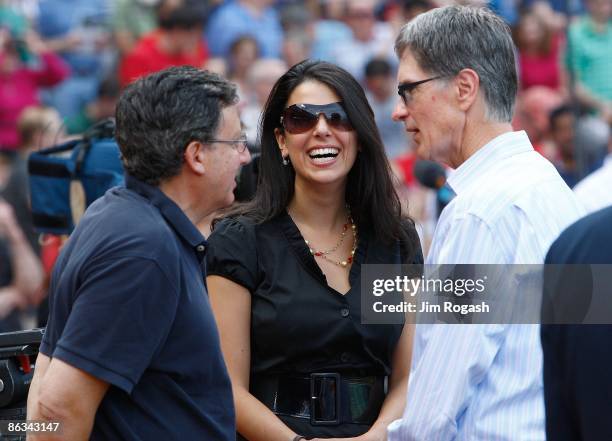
[310,373,341,426]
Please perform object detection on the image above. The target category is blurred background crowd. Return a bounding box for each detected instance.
[0,0,610,332]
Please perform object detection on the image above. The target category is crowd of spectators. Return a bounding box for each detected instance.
[0,0,610,331]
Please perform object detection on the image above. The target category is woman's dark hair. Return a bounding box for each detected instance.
[218,60,418,251]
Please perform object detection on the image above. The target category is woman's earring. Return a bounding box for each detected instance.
[282,156,291,166]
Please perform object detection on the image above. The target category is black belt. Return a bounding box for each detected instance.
[251,373,387,426]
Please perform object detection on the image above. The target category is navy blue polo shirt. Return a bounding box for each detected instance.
[40,175,235,441]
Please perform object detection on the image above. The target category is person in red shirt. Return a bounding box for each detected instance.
[119,0,208,88]
[514,5,566,92]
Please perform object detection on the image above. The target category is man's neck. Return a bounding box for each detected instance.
[159,176,211,226]
[453,121,514,169]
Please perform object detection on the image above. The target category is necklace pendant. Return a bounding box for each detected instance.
[314,251,323,257]
[341,261,347,267]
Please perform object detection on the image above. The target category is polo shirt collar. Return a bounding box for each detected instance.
[125,174,207,255]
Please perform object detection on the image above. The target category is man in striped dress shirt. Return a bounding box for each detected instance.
[388,6,585,440]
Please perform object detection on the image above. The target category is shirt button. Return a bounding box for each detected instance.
[340,352,350,363]
[340,308,350,318]
[196,245,206,252]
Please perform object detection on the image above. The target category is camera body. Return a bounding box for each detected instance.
[0,328,44,416]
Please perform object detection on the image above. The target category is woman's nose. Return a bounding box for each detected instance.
[312,114,332,136]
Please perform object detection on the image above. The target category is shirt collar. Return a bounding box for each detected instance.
[125,174,207,257]
[446,130,533,196]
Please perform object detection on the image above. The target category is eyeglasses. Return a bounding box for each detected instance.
[398,76,443,105]
[207,135,249,153]
[280,102,353,134]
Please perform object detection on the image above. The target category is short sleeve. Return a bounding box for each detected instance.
[206,218,259,291]
[44,257,179,394]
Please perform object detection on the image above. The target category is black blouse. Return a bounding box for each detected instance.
[207,213,424,376]
[206,211,422,437]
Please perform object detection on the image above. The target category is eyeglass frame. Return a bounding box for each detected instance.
[397,76,444,105]
[205,135,249,153]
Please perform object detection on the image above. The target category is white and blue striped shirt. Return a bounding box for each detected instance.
[573,153,612,214]
[387,131,585,441]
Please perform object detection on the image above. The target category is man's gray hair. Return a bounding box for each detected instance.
[395,6,517,122]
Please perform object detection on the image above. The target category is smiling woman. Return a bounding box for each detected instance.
[274,81,359,189]
[206,60,422,441]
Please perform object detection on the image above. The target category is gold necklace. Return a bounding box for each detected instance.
[304,214,358,268]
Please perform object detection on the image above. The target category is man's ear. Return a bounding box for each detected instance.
[455,68,480,112]
[184,140,207,176]
[274,127,288,158]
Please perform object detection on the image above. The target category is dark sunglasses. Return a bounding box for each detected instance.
[280,102,353,134]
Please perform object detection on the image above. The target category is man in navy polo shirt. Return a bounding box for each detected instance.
[26,66,251,440]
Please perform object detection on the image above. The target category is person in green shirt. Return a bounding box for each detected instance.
[566,0,612,124]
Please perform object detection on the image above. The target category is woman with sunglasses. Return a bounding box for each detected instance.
[206,60,422,441]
